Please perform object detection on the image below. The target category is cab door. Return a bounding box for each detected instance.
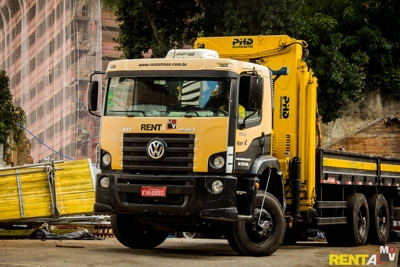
[234,75,272,174]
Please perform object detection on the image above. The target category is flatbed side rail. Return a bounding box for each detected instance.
[316,148,400,186]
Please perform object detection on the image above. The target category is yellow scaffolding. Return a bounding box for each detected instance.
[0,159,95,222]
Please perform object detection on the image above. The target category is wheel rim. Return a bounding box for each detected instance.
[357,208,367,236]
[378,206,387,232]
[246,206,273,243]
[182,232,195,238]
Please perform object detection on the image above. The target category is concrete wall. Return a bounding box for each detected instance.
[321,89,400,157]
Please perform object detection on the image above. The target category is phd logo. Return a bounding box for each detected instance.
[280,96,290,119]
[232,38,253,48]
[328,245,397,265]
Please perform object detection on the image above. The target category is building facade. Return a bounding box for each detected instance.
[0,0,120,163]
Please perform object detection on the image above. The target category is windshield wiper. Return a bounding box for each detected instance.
[184,111,199,117]
[108,110,146,116]
[165,110,199,117]
[208,109,228,116]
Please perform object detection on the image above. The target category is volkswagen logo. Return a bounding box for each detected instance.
[146,139,167,160]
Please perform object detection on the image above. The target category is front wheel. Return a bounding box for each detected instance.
[226,191,285,256]
[111,214,169,249]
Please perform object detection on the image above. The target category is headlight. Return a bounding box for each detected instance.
[211,180,224,194]
[102,153,111,166]
[210,156,225,169]
[99,177,110,189]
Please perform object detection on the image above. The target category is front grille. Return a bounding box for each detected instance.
[123,133,194,174]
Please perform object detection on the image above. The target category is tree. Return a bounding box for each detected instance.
[102,0,202,58]
[297,0,400,123]
[199,0,303,37]
[0,70,26,164]
[102,0,303,58]
[104,0,400,123]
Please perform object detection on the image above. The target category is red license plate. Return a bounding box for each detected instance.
[140,186,167,197]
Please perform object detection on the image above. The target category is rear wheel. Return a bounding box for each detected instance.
[226,191,285,256]
[182,232,196,238]
[177,232,204,239]
[111,214,169,249]
[347,193,369,246]
[367,194,389,245]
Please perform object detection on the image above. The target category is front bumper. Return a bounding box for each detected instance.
[94,173,253,222]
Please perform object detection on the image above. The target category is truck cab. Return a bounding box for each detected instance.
[88,47,286,256]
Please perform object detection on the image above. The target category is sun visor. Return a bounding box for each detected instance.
[165,49,219,59]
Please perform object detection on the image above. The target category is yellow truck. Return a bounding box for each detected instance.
[88,35,400,256]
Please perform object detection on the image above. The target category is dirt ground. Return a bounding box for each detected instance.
[0,237,399,267]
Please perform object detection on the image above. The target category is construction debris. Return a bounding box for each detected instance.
[0,159,95,222]
[28,228,102,240]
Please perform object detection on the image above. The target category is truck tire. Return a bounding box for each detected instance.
[182,232,196,238]
[367,194,389,245]
[347,193,370,246]
[226,191,285,256]
[177,232,204,239]
[111,214,169,249]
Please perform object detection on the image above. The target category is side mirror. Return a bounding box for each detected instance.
[87,81,99,112]
[248,76,263,110]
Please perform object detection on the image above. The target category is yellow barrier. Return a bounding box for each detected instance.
[0,159,95,221]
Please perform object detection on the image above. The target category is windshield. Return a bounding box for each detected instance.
[104,77,232,117]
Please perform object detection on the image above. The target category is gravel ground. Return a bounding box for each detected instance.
[0,237,398,267]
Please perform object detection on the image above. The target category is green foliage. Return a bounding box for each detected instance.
[102,0,201,58]
[200,0,303,37]
[298,0,400,122]
[102,0,303,58]
[0,70,26,162]
[300,13,338,47]
[104,0,400,123]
